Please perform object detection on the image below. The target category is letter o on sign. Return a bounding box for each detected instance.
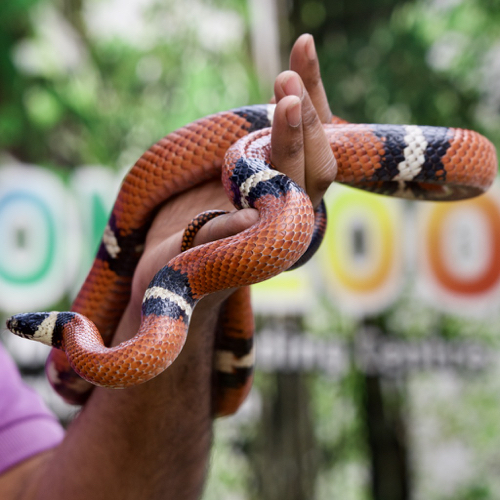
[0,165,75,312]
[319,186,404,315]
[417,183,500,313]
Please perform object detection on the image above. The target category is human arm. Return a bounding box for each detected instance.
[0,34,336,500]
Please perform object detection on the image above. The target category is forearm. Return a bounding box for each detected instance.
[2,182,234,500]
[24,299,219,500]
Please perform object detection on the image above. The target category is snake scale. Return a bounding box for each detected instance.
[6,104,497,416]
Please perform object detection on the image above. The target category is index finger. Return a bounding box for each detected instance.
[290,34,332,124]
[271,71,337,208]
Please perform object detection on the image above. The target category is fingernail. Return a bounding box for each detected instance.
[282,72,303,98]
[286,97,301,127]
[305,34,316,61]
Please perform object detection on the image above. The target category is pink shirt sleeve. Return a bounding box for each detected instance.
[0,344,64,474]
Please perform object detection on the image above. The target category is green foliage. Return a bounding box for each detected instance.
[290,0,500,153]
[0,0,261,169]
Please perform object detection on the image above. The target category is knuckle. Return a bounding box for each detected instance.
[303,105,320,129]
[313,155,338,192]
[284,138,304,160]
[303,70,321,90]
[273,137,304,163]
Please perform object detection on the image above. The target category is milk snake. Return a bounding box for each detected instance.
[6,104,497,416]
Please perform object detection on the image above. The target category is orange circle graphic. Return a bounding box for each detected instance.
[427,196,500,295]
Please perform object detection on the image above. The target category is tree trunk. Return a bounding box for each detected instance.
[249,314,319,500]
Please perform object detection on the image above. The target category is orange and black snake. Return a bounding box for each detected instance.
[6,104,497,416]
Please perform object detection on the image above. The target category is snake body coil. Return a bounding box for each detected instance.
[7,104,497,416]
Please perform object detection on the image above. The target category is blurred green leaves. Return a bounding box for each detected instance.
[0,0,261,169]
[288,0,500,156]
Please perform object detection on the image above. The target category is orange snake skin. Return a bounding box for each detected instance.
[7,104,498,417]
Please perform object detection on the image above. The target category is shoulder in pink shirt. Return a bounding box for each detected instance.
[0,343,64,474]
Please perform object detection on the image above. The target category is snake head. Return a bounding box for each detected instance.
[6,311,60,347]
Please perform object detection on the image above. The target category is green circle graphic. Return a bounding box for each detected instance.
[0,192,56,284]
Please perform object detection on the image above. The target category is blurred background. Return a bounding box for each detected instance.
[1,0,500,498]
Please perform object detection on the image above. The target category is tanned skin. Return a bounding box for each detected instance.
[0,34,336,500]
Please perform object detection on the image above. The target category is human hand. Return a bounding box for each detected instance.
[271,33,336,209]
[115,34,336,345]
[0,34,337,500]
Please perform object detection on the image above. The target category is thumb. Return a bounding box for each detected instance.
[190,208,259,248]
